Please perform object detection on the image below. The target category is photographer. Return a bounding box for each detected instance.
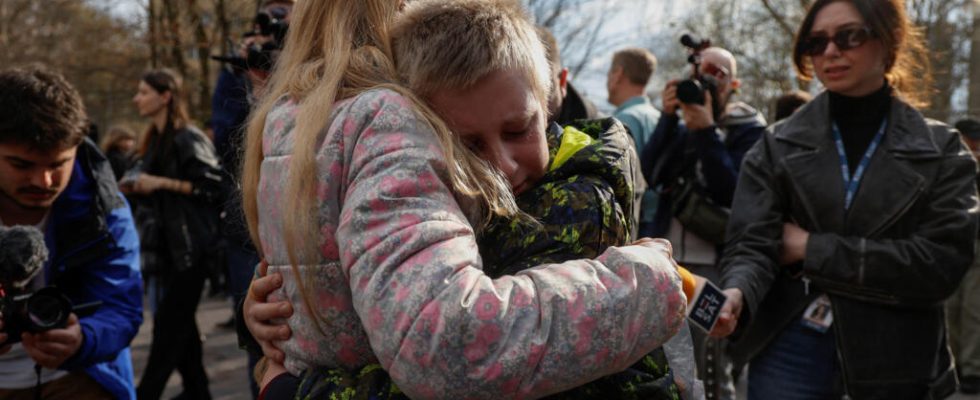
[640,44,766,400]
[0,66,142,399]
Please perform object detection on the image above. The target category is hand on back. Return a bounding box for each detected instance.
[244,260,293,364]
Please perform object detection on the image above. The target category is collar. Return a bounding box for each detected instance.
[614,95,651,114]
[773,91,939,155]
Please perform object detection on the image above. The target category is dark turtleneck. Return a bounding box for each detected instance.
[829,83,891,173]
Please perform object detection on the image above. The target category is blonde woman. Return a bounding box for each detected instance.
[241,1,687,399]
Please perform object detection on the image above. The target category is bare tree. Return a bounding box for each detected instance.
[187,0,212,118]
[968,0,980,118]
[525,0,631,77]
[147,0,159,67]
[909,0,971,121]
[214,0,231,56]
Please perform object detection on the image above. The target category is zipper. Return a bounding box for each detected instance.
[802,276,811,296]
[830,300,852,399]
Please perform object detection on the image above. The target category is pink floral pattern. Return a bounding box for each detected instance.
[257,88,686,399]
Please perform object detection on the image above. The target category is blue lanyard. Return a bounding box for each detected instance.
[832,120,886,210]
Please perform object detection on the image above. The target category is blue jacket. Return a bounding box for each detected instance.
[640,102,766,238]
[614,96,662,228]
[44,139,143,399]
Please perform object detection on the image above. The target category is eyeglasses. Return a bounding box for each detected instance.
[802,26,875,56]
[701,62,730,80]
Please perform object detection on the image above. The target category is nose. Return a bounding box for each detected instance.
[31,170,55,189]
[488,143,519,182]
[823,40,841,58]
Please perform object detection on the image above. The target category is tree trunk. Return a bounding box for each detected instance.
[162,0,188,80]
[187,0,212,121]
[969,0,980,118]
[215,0,231,56]
[925,5,954,122]
[148,0,158,68]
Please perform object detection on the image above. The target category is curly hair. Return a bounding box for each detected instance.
[0,65,89,150]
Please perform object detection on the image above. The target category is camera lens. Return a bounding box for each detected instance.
[677,79,705,105]
[25,290,70,330]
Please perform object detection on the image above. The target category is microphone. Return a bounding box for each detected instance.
[0,225,48,290]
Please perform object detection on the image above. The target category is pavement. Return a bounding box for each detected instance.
[129,294,980,400]
[131,294,254,400]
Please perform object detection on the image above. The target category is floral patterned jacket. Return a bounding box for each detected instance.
[258,88,686,399]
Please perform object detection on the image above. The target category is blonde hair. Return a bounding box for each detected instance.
[241,1,519,330]
[391,0,552,105]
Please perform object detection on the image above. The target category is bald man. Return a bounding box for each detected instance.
[639,46,767,400]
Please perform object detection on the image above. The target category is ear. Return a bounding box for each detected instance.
[612,65,624,83]
[161,91,173,105]
[558,68,569,96]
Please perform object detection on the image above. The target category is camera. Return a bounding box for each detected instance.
[0,287,72,344]
[212,9,289,73]
[676,34,718,106]
[0,225,100,346]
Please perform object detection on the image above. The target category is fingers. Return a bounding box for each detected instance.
[245,272,288,339]
[21,334,63,369]
[249,301,293,329]
[709,315,737,338]
[249,272,282,301]
[36,314,80,344]
[710,288,743,338]
[633,237,673,257]
[260,341,286,365]
[257,259,270,277]
[20,314,83,369]
[662,83,680,114]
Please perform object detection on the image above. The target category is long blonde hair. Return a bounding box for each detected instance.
[241,0,519,326]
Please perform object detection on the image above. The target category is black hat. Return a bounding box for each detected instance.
[956,118,980,140]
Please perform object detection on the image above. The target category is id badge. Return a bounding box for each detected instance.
[801,294,833,333]
[687,276,727,333]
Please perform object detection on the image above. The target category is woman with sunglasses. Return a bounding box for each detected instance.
[710,0,977,398]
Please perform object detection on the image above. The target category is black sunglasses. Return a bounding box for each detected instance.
[802,26,876,56]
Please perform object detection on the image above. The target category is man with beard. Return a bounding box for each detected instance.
[641,46,766,400]
[0,66,142,399]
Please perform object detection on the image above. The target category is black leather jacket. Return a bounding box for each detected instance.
[135,126,226,273]
[720,92,978,399]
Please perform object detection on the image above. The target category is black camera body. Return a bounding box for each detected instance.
[677,34,718,106]
[0,287,72,345]
[253,10,288,44]
[212,10,289,73]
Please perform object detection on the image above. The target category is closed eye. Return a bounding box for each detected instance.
[503,130,530,140]
[463,138,483,153]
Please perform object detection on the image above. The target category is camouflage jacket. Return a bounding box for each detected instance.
[479,118,640,276]
[480,118,680,400]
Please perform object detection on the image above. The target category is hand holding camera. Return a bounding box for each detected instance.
[0,226,99,366]
[672,33,720,131]
[20,313,83,369]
